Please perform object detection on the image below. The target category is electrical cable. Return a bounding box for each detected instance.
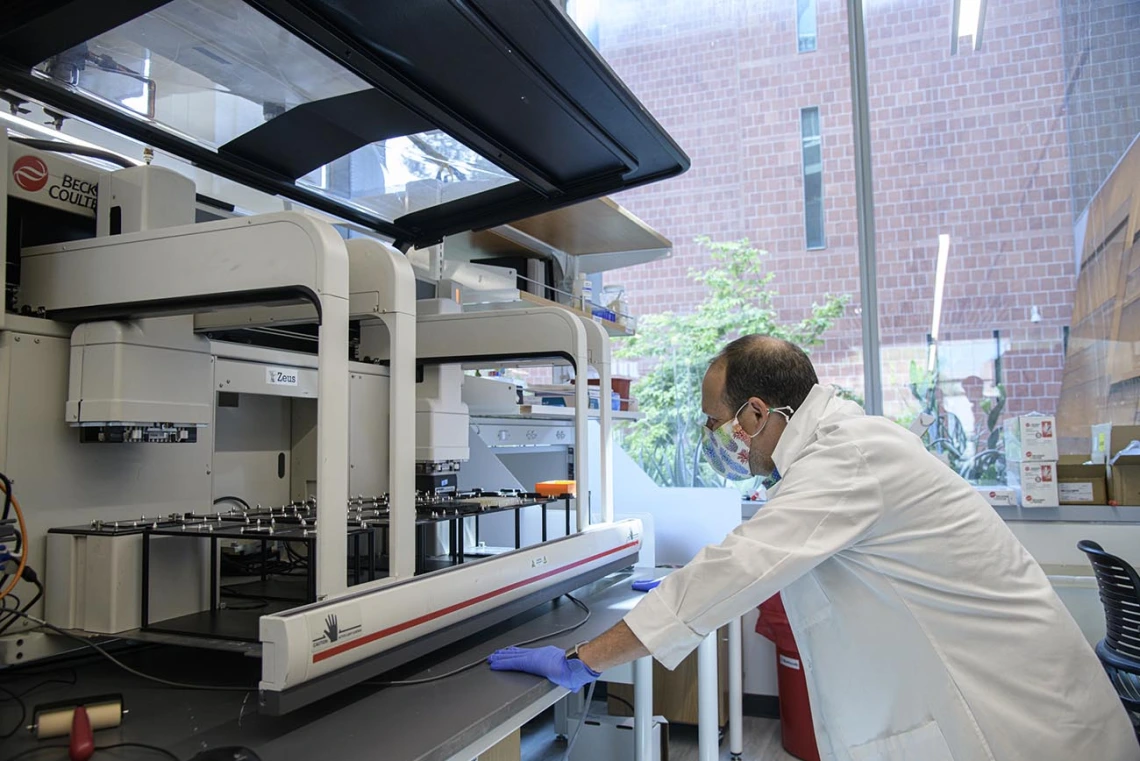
[607,693,635,713]
[0,472,11,521]
[0,483,28,602]
[94,743,181,761]
[0,578,43,635]
[0,671,79,745]
[0,610,252,692]
[0,745,59,761]
[284,544,308,570]
[219,556,293,577]
[0,748,177,761]
[218,599,268,611]
[212,496,250,511]
[0,747,59,761]
[5,669,78,699]
[0,683,27,741]
[562,679,597,761]
[369,594,592,687]
[1,592,21,614]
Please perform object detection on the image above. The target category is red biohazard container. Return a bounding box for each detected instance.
[755,594,821,761]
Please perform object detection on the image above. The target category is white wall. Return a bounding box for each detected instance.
[1007,519,1140,646]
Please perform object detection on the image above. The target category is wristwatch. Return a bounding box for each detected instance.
[565,641,589,662]
[565,641,600,676]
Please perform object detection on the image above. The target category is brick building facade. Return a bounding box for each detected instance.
[585,0,1121,422]
[1061,0,1140,216]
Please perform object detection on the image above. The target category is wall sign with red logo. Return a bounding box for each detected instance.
[7,148,99,216]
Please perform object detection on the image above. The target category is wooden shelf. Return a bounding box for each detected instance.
[444,197,672,274]
[517,291,635,337]
[471,409,644,421]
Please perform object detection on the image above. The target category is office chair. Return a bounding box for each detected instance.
[1079,539,1140,722]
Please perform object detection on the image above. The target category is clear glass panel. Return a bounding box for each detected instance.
[298,132,516,222]
[564,0,864,492]
[867,0,1140,499]
[797,0,819,52]
[34,0,368,149]
[34,0,515,221]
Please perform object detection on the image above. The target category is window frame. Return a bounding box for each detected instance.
[797,0,819,53]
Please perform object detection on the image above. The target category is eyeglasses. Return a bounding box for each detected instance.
[704,403,795,432]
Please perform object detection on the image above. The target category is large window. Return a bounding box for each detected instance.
[563,0,864,491]
[801,107,826,250]
[797,0,818,52]
[565,0,1140,506]
[865,0,1140,487]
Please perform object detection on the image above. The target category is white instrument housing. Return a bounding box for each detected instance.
[259,518,643,713]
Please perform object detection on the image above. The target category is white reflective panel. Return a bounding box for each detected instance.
[35,0,367,149]
[298,132,515,220]
[33,0,516,222]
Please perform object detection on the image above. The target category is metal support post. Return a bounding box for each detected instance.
[554,694,570,740]
[634,655,654,761]
[728,618,744,758]
[697,632,719,761]
[847,0,883,415]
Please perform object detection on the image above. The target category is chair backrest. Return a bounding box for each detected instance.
[1079,540,1140,663]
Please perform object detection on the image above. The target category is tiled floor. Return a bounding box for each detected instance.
[520,706,800,761]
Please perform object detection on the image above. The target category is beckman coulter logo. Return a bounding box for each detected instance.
[11,155,97,211]
[13,155,48,192]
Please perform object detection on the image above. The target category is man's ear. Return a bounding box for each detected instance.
[748,397,767,417]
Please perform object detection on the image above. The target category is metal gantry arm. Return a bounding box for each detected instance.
[578,317,614,524]
[372,307,591,530]
[20,212,354,598]
[344,239,418,582]
[191,236,421,585]
[418,308,590,530]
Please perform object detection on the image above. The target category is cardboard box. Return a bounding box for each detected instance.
[1006,461,1060,507]
[1003,415,1058,462]
[1091,424,1140,505]
[1057,455,1108,505]
[1091,424,1140,463]
[973,485,1018,507]
[609,626,729,726]
[478,729,520,761]
[1109,463,1140,506]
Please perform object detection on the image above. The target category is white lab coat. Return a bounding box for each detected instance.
[624,385,1137,761]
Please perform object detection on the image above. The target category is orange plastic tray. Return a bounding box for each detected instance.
[535,480,576,497]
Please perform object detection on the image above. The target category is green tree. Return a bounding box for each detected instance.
[616,237,849,488]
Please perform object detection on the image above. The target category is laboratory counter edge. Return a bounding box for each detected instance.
[742,501,1140,524]
[0,571,659,761]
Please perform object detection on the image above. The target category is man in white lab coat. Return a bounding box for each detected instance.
[490,334,1137,760]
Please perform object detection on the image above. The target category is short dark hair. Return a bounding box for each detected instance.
[713,335,818,413]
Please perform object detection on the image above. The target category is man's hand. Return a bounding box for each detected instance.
[487,646,600,691]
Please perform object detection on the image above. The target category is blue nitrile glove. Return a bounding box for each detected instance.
[631,579,660,592]
[487,645,600,691]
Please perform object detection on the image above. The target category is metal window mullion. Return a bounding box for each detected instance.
[847,0,883,415]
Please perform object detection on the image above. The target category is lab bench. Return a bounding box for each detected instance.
[994,505,1140,523]
[744,500,1140,525]
[0,573,652,761]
